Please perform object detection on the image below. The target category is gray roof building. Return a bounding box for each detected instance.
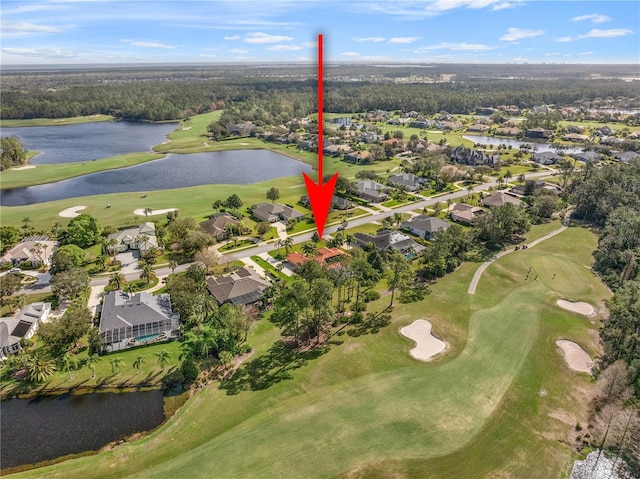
[99,291,179,352]
[531,151,563,165]
[353,230,426,258]
[107,223,158,254]
[251,203,305,223]
[206,267,271,306]
[1,302,51,360]
[200,213,239,239]
[0,237,58,267]
[387,172,423,191]
[401,215,450,239]
[481,192,524,208]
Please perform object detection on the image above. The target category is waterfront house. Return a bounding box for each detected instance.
[0,303,51,360]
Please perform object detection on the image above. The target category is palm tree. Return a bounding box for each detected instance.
[85,353,100,378]
[282,237,293,253]
[133,355,146,374]
[106,238,119,260]
[139,262,155,284]
[109,357,125,375]
[154,350,171,370]
[26,353,56,383]
[109,272,127,290]
[59,352,75,380]
[301,242,317,257]
[275,238,283,254]
[21,216,32,235]
[143,208,153,218]
[169,260,178,276]
[96,254,108,270]
[504,170,512,184]
[124,282,136,296]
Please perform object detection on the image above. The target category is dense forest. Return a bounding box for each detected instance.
[2,74,639,121]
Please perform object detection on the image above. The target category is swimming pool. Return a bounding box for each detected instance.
[134,333,161,342]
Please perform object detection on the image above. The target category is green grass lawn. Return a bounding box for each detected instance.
[12,224,609,479]
[0,115,114,128]
[250,256,288,281]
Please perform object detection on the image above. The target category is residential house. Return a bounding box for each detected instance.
[627,131,640,140]
[0,302,51,360]
[466,124,491,133]
[99,291,180,352]
[614,151,640,163]
[106,223,158,254]
[510,180,546,196]
[352,230,426,258]
[199,213,239,240]
[387,172,423,191]
[360,131,379,143]
[409,120,432,129]
[251,203,305,223]
[0,236,57,268]
[595,125,615,137]
[354,180,389,203]
[345,151,373,164]
[206,267,270,306]
[387,118,411,126]
[297,138,316,151]
[401,215,450,240]
[495,127,520,137]
[600,136,623,146]
[531,151,563,165]
[569,151,603,163]
[450,203,483,225]
[475,107,497,116]
[436,120,462,130]
[300,194,355,210]
[285,247,344,269]
[481,192,524,208]
[225,123,255,137]
[328,117,352,128]
[566,125,586,134]
[323,144,352,156]
[451,146,501,167]
[498,105,521,116]
[525,128,553,140]
[562,133,588,143]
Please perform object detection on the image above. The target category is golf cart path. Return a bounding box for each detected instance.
[468,223,568,295]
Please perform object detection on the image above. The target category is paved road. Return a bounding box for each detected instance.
[21,169,556,295]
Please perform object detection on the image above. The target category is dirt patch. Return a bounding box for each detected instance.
[11,165,36,170]
[400,319,447,362]
[556,340,593,373]
[557,299,594,316]
[58,206,87,218]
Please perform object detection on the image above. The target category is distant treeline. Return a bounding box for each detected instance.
[1,77,638,121]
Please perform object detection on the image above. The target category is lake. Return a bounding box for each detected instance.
[0,122,177,164]
[462,135,582,154]
[0,390,165,470]
[1,150,312,206]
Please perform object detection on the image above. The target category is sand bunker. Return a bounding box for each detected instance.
[557,299,594,316]
[12,165,36,170]
[400,319,447,361]
[58,206,87,218]
[556,340,593,373]
[133,208,178,216]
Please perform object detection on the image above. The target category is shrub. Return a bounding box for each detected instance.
[363,290,380,303]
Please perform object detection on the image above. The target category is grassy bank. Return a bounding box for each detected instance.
[1,115,114,128]
[0,152,165,190]
[9,225,609,479]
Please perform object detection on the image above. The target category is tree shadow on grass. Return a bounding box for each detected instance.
[219,341,329,395]
[347,312,392,337]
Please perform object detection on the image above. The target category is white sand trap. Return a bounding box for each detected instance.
[557,299,594,316]
[58,206,86,218]
[12,165,36,170]
[133,208,178,216]
[556,340,593,373]
[400,319,447,361]
[238,142,250,145]
[182,126,192,130]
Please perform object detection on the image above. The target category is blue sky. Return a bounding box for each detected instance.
[1,0,638,64]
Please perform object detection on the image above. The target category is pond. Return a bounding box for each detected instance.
[0,389,165,470]
[462,135,583,154]
[1,150,312,206]
[0,122,177,164]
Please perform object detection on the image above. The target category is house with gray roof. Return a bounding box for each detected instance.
[401,215,450,240]
[99,291,179,352]
[387,172,423,191]
[300,194,355,210]
[450,203,484,225]
[0,236,58,268]
[206,267,271,306]
[354,180,389,203]
[0,302,51,360]
[200,213,239,240]
[481,192,524,208]
[353,230,426,258]
[531,151,563,165]
[251,203,305,223]
[106,223,158,254]
[569,151,603,163]
[451,146,501,167]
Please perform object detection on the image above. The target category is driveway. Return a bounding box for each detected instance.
[116,250,139,274]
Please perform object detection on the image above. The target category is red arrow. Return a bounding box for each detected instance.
[303,33,338,239]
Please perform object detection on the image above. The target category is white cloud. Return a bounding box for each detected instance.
[297,56,312,61]
[230,48,249,54]
[223,35,241,40]
[577,51,594,56]
[492,2,521,11]
[429,0,523,11]
[544,52,561,56]
[245,32,293,44]
[340,52,361,57]
[500,27,544,42]
[234,56,253,60]
[121,40,176,49]
[389,36,421,44]
[556,28,633,42]
[2,4,68,15]
[572,14,611,24]
[414,42,498,52]
[302,41,317,48]
[353,36,385,42]
[511,57,529,62]
[199,54,217,58]
[268,44,302,51]
[1,21,64,38]
[1,47,78,58]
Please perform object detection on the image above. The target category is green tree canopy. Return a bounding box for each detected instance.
[59,214,102,248]
[50,244,86,274]
[1,136,28,171]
